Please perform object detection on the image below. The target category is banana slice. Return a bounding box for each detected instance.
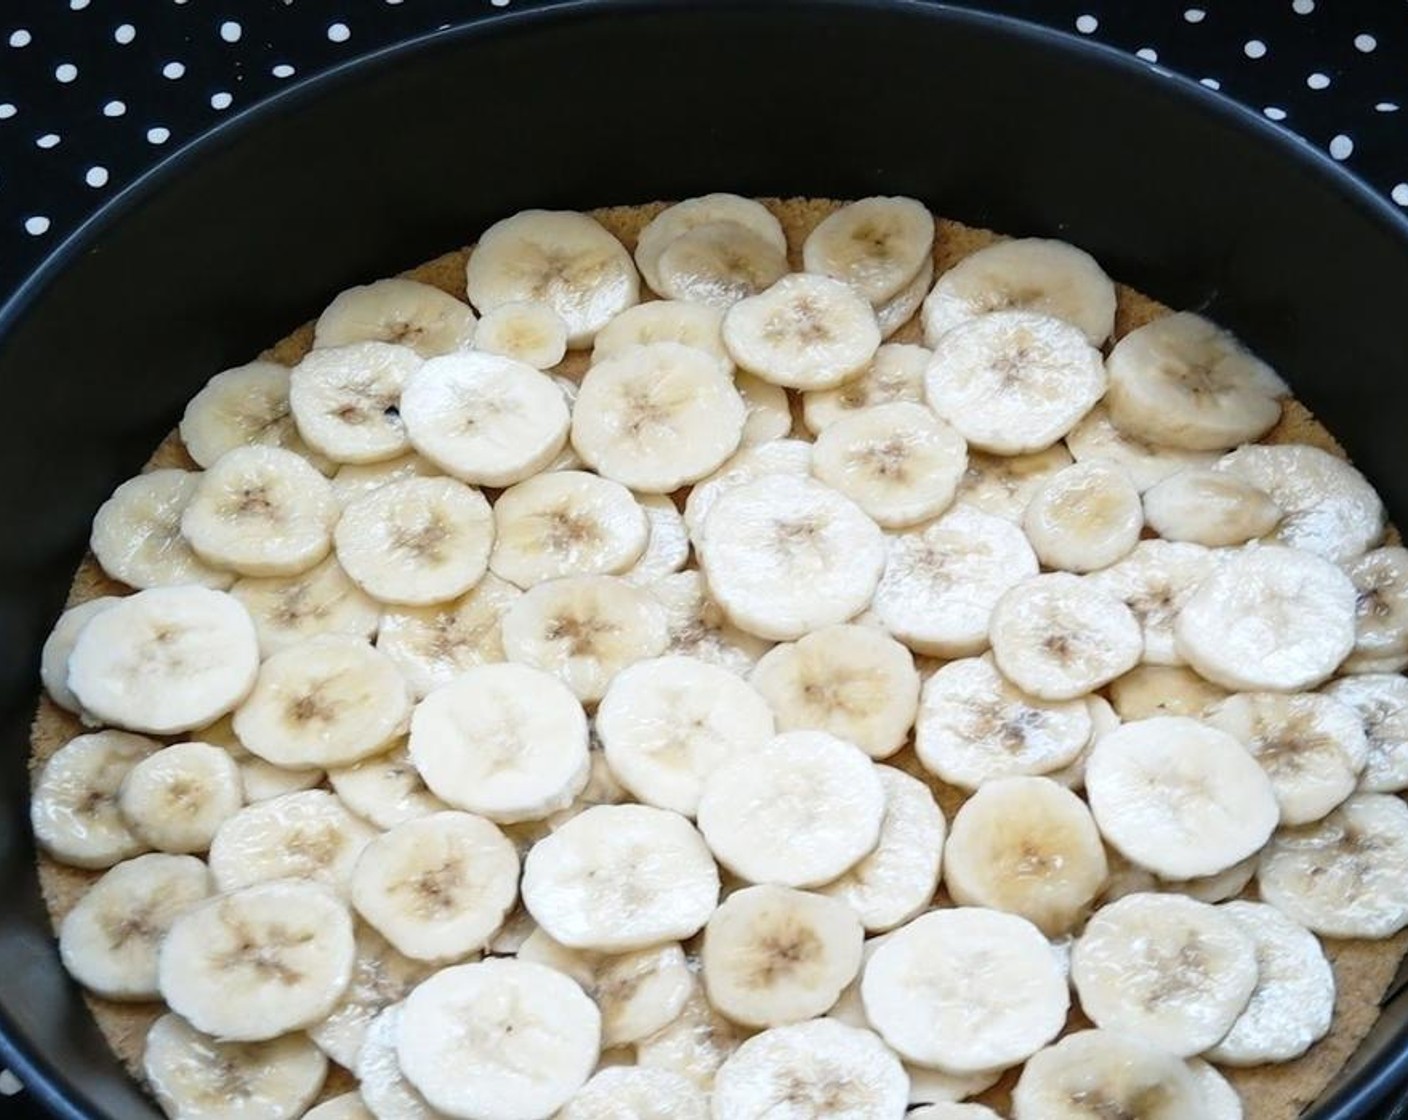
[697,730,885,888]
[570,342,746,493]
[989,573,1142,700]
[331,451,442,508]
[1188,1059,1243,1120]
[472,300,569,369]
[712,1019,908,1120]
[944,776,1108,936]
[911,1107,1001,1120]
[622,495,690,586]
[636,987,743,1090]
[1086,716,1279,879]
[1323,673,1408,792]
[208,788,377,896]
[351,810,519,962]
[159,879,355,1041]
[803,196,935,304]
[1011,1028,1205,1120]
[596,654,774,816]
[863,907,1067,1073]
[1105,664,1228,721]
[180,360,327,471]
[905,1065,1003,1109]
[91,470,235,590]
[648,570,772,675]
[68,586,260,735]
[635,194,787,296]
[736,372,792,447]
[307,925,435,1069]
[802,343,930,434]
[523,803,718,952]
[698,475,886,641]
[231,556,380,657]
[192,714,324,802]
[1174,544,1357,691]
[117,741,243,853]
[1206,900,1335,1065]
[1207,692,1368,824]
[306,1095,375,1120]
[314,277,478,358]
[957,445,1074,523]
[1341,650,1408,675]
[921,237,1116,348]
[466,208,637,343]
[181,445,338,576]
[1216,443,1384,562]
[817,766,944,933]
[490,470,648,588]
[591,299,731,369]
[875,254,935,339]
[489,905,538,956]
[1064,405,1219,493]
[289,341,422,463]
[335,476,495,606]
[559,1067,708,1120]
[749,624,919,760]
[39,596,120,713]
[654,220,790,309]
[1072,891,1258,1056]
[143,1013,327,1120]
[1257,792,1408,938]
[810,401,968,529]
[1086,539,1220,666]
[58,852,210,1000]
[376,574,520,699]
[328,741,447,829]
[356,1002,444,1119]
[518,929,692,1046]
[1044,694,1118,791]
[1021,461,1142,574]
[682,438,813,547]
[409,662,589,822]
[701,884,863,1028]
[1161,852,1260,904]
[925,311,1105,454]
[722,274,882,390]
[1345,546,1408,659]
[1142,466,1281,547]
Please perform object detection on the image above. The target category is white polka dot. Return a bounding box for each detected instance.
[272,63,295,78]
[36,133,60,149]
[0,1071,20,1096]
[0,103,15,119]
[114,23,135,45]
[1392,184,1408,207]
[1355,33,1377,53]
[210,91,232,111]
[1292,0,1314,12]
[1136,48,1159,62]
[54,62,77,83]
[1183,8,1205,22]
[8,29,30,48]
[24,216,50,235]
[1307,72,1330,89]
[1244,39,1267,59]
[386,0,404,4]
[103,100,125,117]
[490,0,511,6]
[1263,106,1287,120]
[1329,134,1353,160]
[162,61,185,79]
[1200,77,1221,90]
[1376,102,1400,113]
[147,126,170,144]
[327,22,350,42]
[85,165,108,188]
[220,20,241,43]
[70,0,89,9]
[1075,15,1098,33]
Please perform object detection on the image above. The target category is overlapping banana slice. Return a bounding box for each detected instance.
[91,470,234,590]
[802,343,930,433]
[472,300,568,369]
[314,277,478,358]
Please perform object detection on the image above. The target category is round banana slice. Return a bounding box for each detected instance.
[596,654,774,816]
[518,929,692,1047]
[699,475,885,642]
[466,209,638,347]
[702,884,863,1028]
[570,342,746,493]
[143,1012,328,1120]
[863,907,1067,1073]
[683,438,813,547]
[351,810,519,962]
[335,476,495,606]
[1174,545,1357,691]
[1063,405,1219,493]
[179,360,320,470]
[314,277,478,358]
[376,574,520,699]
[117,742,243,853]
[1086,716,1279,879]
[1345,546,1408,660]
[357,1002,444,1119]
[207,788,377,897]
[68,586,260,735]
[1021,460,1142,574]
[559,1066,708,1120]
[635,987,742,1090]
[523,803,718,952]
[1072,892,1258,1057]
[1216,443,1385,562]
[1188,1059,1244,1120]
[1207,900,1335,1065]
[91,470,234,590]
[331,450,442,508]
[957,445,1074,523]
[1323,673,1408,792]
[817,766,945,933]
[803,196,935,304]
[305,1095,374,1120]
[944,776,1108,936]
[59,852,211,1000]
[623,495,690,586]
[409,662,589,823]
[40,596,121,714]
[634,194,787,296]
[1105,312,1287,451]
[925,311,1105,454]
[289,341,422,463]
[1257,792,1408,938]
[649,570,772,675]
[159,879,355,1042]
[1011,1028,1205,1120]
[654,220,790,309]
[810,401,968,529]
[990,573,1142,700]
[712,1019,908,1120]
[1142,466,1281,547]
[697,730,885,888]
[1206,692,1368,824]
[802,342,930,434]
[230,556,380,657]
[592,299,731,369]
[1105,664,1228,722]
[750,623,919,760]
[472,300,569,369]
[722,273,882,390]
[1086,539,1220,666]
[877,251,935,338]
[921,237,1117,348]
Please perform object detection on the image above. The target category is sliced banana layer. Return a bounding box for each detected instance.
[802,342,931,433]
[924,311,1105,454]
[654,220,790,309]
[231,556,380,657]
[957,445,1073,523]
[314,277,478,358]
[466,209,639,348]
[1063,405,1219,494]
[117,741,243,853]
[1086,539,1220,665]
[290,341,422,464]
[623,495,690,586]
[1142,466,1281,547]
[1105,664,1228,722]
[91,470,234,590]
[1071,891,1258,1057]
[179,360,320,470]
[802,196,935,305]
[1022,460,1142,574]
[376,573,520,699]
[1086,716,1279,880]
[863,907,1068,1073]
[1011,1028,1205,1120]
[1324,673,1408,792]
[635,986,743,1091]
[697,730,885,888]
[30,730,156,868]
[648,570,772,676]
[682,438,812,548]
[472,300,569,370]
[945,776,1108,936]
[591,299,729,368]
[207,788,376,896]
[1345,546,1408,660]
[634,194,786,297]
[40,596,120,714]
[559,1066,708,1120]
